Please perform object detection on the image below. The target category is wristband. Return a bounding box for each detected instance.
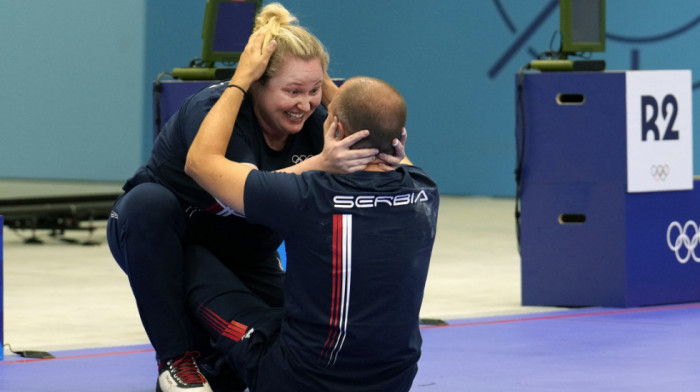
[227,84,247,95]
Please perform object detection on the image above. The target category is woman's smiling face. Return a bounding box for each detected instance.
[252,56,324,142]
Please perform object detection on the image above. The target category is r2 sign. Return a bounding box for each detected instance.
[641,94,679,141]
[625,70,692,193]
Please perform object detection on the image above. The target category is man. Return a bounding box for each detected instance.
[185,29,439,392]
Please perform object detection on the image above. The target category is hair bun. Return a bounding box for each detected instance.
[250,2,329,81]
[255,2,298,35]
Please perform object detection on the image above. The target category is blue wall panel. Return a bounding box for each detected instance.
[0,1,146,181]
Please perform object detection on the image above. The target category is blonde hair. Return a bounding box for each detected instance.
[253,3,329,83]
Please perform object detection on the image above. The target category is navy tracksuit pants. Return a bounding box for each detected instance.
[106,181,285,363]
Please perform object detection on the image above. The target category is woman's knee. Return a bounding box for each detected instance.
[107,182,187,268]
[115,183,184,223]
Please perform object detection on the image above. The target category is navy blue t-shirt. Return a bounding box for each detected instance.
[123,81,326,251]
[244,166,440,391]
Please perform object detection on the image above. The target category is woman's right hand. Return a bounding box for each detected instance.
[230,28,277,90]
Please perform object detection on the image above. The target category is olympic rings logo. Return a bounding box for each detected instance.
[651,164,670,181]
[291,154,314,164]
[666,220,700,264]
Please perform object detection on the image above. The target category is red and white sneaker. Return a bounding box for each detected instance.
[156,351,213,392]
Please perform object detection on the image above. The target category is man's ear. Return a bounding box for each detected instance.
[336,121,347,140]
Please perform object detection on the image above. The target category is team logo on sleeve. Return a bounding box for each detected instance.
[333,190,429,209]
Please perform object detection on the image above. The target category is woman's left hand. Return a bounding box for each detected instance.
[319,117,378,174]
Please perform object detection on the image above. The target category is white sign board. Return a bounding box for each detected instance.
[626,70,693,193]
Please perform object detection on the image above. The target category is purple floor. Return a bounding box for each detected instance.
[2,304,699,391]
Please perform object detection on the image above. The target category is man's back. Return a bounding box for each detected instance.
[244,165,439,391]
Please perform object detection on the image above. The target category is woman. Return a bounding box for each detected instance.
[106,3,403,392]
